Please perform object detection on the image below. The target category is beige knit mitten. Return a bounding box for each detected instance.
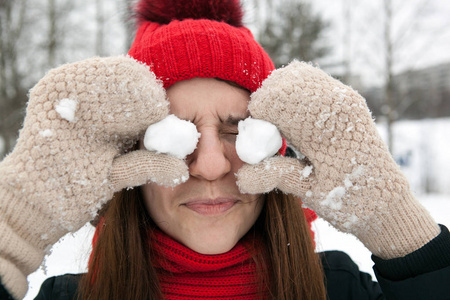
[0,56,188,299]
[237,60,440,260]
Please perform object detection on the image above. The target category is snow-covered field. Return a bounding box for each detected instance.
[24,118,450,299]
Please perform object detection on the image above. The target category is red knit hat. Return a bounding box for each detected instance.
[128,0,275,92]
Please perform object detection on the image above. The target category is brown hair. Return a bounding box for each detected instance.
[78,188,326,300]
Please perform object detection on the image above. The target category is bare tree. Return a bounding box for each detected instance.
[116,0,137,52]
[47,0,57,66]
[44,0,75,69]
[336,0,450,151]
[256,0,330,67]
[249,0,274,40]
[0,0,28,158]
[0,0,76,158]
[96,0,105,56]
[342,0,352,84]
[378,0,445,151]
[383,0,395,151]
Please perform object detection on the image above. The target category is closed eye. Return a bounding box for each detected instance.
[220,128,239,143]
[219,114,246,143]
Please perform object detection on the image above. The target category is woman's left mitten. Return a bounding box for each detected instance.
[238,61,440,260]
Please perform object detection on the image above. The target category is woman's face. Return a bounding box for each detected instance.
[141,78,264,254]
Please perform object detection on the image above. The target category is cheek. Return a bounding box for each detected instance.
[234,196,265,237]
[141,183,171,222]
[224,140,245,171]
[249,196,265,219]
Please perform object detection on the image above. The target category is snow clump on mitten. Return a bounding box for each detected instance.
[144,114,201,159]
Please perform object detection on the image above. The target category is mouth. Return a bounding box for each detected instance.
[183,198,239,216]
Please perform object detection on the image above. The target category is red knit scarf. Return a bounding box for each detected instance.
[150,229,268,299]
[91,208,317,299]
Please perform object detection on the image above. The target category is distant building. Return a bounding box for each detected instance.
[361,62,450,120]
[394,62,450,119]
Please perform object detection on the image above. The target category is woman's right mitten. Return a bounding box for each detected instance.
[0,56,188,299]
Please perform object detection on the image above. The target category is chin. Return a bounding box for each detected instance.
[187,241,238,255]
[179,230,242,255]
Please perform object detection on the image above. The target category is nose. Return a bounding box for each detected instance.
[188,130,231,181]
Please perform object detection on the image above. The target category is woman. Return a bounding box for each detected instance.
[0,0,449,299]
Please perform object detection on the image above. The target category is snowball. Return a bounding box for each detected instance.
[144,115,201,159]
[55,98,77,122]
[236,118,283,165]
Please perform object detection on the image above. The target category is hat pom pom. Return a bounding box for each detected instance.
[134,0,244,27]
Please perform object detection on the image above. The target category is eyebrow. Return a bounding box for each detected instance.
[220,115,246,126]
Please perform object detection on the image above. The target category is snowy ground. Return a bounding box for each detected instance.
[314,193,450,279]
[24,118,450,299]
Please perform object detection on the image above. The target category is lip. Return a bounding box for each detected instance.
[183,198,239,216]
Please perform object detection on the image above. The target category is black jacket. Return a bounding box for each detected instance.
[1,225,450,300]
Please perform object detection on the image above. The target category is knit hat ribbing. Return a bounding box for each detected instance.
[128,0,275,92]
